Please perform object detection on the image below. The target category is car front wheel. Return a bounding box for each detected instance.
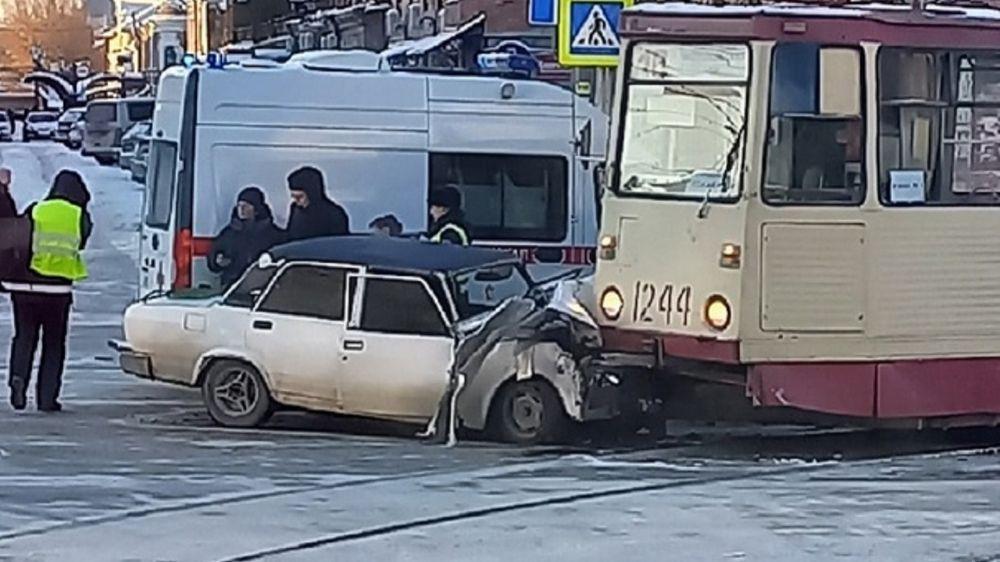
[202,360,274,428]
[489,379,571,445]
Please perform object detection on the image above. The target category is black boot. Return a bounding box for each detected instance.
[9,380,26,411]
[38,400,62,413]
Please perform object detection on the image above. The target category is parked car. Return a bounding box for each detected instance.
[110,237,624,444]
[23,111,58,141]
[54,108,86,147]
[129,139,149,183]
[118,121,151,168]
[67,120,85,150]
[83,97,154,165]
[0,112,12,142]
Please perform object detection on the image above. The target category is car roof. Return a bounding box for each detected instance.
[269,235,519,275]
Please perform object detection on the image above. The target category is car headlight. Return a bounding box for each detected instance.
[703,295,732,331]
[600,286,624,321]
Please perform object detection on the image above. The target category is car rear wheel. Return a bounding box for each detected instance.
[202,360,274,428]
[489,379,571,445]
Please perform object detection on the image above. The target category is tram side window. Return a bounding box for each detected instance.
[879,49,1000,206]
[764,45,864,205]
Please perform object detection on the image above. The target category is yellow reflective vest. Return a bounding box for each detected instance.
[30,200,87,281]
[429,223,470,246]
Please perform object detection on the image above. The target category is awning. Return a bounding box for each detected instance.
[381,13,486,59]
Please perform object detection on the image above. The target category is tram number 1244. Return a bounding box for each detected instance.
[632,281,693,326]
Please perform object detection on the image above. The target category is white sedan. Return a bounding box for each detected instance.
[111,237,615,444]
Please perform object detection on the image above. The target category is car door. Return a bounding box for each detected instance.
[245,264,353,407]
[338,274,453,421]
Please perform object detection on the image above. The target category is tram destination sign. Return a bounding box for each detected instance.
[557,0,633,67]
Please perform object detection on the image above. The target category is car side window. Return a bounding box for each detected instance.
[361,278,449,337]
[257,265,347,321]
[223,265,277,308]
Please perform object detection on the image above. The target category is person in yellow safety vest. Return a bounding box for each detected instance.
[426,186,471,246]
[1,170,92,413]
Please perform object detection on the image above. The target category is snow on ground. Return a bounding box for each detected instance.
[0,143,998,561]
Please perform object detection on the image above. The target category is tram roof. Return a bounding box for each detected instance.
[622,2,1000,49]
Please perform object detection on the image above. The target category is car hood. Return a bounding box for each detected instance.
[132,294,222,309]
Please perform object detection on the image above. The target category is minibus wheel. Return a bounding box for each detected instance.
[202,360,274,428]
[489,379,570,445]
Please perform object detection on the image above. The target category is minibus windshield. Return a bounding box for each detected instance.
[617,43,749,200]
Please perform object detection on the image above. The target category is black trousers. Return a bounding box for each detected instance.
[8,292,72,406]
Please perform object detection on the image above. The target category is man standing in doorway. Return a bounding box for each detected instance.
[3,170,92,412]
[285,166,350,242]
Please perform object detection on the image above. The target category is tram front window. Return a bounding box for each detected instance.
[617,43,749,200]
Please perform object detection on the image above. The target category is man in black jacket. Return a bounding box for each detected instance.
[3,170,92,412]
[285,166,350,242]
[208,187,282,288]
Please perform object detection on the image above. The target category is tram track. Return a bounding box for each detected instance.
[3,409,998,556]
[212,428,1000,561]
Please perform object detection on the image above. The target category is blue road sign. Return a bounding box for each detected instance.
[529,0,558,26]
[558,0,631,66]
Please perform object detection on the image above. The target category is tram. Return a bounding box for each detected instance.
[593,1,1000,425]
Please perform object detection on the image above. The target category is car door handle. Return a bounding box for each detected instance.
[343,339,364,351]
[252,320,273,331]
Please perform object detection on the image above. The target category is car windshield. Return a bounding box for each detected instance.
[451,263,531,320]
[59,111,83,123]
[28,113,57,123]
[87,103,116,123]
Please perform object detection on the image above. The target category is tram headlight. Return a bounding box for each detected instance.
[600,286,624,321]
[599,235,617,260]
[703,295,732,331]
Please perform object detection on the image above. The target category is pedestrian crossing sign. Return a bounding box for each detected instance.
[558,0,632,67]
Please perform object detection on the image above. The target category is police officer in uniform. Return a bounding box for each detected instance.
[3,170,91,412]
[427,186,471,246]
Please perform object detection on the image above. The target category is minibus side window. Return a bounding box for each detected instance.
[429,153,568,242]
[145,141,178,228]
[879,49,1000,206]
[764,44,864,206]
[128,102,154,122]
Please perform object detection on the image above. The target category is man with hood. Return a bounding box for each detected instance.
[3,170,92,412]
[427,186,471,245]
[285,166,350,242]
[208,187,282,288]
[0,168,22,282]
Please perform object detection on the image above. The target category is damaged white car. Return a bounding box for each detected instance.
[111,237,648,444]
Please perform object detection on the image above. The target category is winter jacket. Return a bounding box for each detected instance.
[428,210,471,246]
[1,181,92,293]
[0,188,24,285]
[208,208,283,288]
[0,188,14,218]
[285,178,350,242]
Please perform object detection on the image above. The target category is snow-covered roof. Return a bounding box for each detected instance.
[627,2,1000,21]
[381,13,486,59]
